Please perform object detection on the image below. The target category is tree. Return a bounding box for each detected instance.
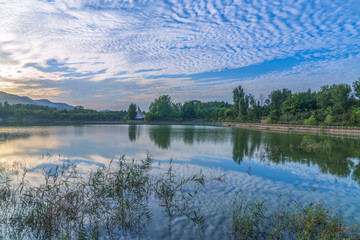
[315,85,331,110]
[282,89,316,115]
[128,103,137,120]
[268,89,292,120]
[247,95,262,120]
[233,85,249,119]
[182,100,196,119]
[146,95,175,120]
[353,78,360,99]
[329,83,352,114]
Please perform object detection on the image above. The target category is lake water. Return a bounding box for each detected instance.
[1,124,360,239]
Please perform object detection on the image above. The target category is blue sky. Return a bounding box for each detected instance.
[0,0,359,110]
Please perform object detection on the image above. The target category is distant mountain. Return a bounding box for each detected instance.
[0,91,74,110]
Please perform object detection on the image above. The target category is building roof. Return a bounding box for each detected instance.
[136,106,145,119]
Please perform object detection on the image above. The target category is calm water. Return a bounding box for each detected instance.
[1,124,360,239]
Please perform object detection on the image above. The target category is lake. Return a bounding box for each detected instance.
[1,124,360,239]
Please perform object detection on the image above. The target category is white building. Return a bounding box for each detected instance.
[136,106,145,120]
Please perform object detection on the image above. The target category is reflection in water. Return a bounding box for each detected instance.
[148,125,230,149]
[145,125,360,184]
[183,126,195,145]
[1,124,360,238]
[74,126,84,136]
[2,125,360,184]
[128,125,137,142]
[232,129,261,164]
[149,125,172,149]
[0,131,31,143]
[260,133,359,180]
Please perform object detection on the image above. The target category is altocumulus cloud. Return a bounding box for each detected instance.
[0,0,359,109]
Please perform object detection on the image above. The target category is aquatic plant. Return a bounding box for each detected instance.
[0,155,206,239]
[154,159,205,239]
[1,155,359,240]
[230,198,359,240]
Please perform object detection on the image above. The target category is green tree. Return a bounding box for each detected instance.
[353,78,360,99]
[282,89,316,116]
[233,85,249,119]
[128,103,137,120]
[182,100,196,119]
[268,89,292,120]
[329,83,352,114]
[248,95,262,121]
[146,95,175,120]
[315,85,331,110]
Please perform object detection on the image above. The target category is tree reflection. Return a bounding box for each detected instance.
[149,125,172,149]
[149,125,229,149]
[128,125,137,142]
[74,126,84,136]
[232,129,261,164]
[231,129,360,183]
[0,131,31,143]
[183,126,195,145]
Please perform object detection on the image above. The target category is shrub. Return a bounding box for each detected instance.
[304,116,317,126]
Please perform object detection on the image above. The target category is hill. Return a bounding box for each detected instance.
[0,91,74,110]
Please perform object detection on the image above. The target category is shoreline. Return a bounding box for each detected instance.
[144,121,360,137]
[2,120,360,137]
[217,122,360,137]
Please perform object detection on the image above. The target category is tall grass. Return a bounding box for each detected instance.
[0,156,206,239]
[154,159,205,239]
[230,198,359,240]
[1,156,359,239]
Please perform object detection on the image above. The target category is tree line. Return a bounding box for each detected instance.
[0,102,127,123]
[1,78,360,126]
[133,78,360,126]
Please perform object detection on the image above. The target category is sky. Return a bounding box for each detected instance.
[0,0,359,110]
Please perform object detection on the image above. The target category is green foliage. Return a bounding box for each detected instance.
[0,156,206,239]
[324,114,333,125]
[264,117,272,124]
[233,85,249,120]
[154,160,205,239]
[128,103,137,120]
[353,78,360,99]
[0,102,127,123]
[2,78,360,126]
[268,88,292,120]
[329,83,352,114]
[146,95,178,121]
[316,85,332,110]
[304,115,317,126]
[230,197,266,240]
[194,101,231,121]
[282,89,317,115]
[231,85,263,121]
[182,100,196,119]
[230,199,359,240]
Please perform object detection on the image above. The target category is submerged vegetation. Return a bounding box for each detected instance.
[0,155,359,239]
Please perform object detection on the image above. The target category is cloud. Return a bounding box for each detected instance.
[0,0,359,109]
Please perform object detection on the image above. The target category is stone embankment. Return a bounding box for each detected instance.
[218,122,360,137]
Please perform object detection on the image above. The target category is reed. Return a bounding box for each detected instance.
[1,156,359,239]
[0,155,206,239]
[230,198,359,240]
